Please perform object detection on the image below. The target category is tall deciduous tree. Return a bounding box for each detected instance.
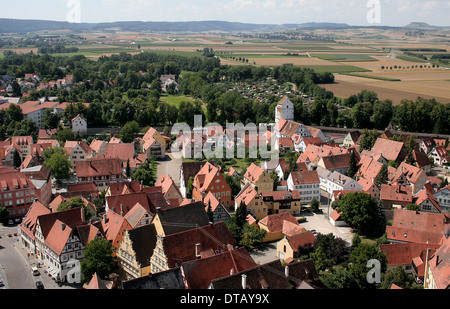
[80,238,115,283]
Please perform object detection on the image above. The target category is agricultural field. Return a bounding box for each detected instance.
[2,27,449,105]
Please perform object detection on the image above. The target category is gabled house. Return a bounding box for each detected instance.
[380,184,413,209]
[203,191,231,224]
[241,163,274,193]
[386,209,449,245]
[71,114,87,135]
[342,131,361,149]
[316,166,362,196]
[275,96,294,124]
[434,185,450,213]
[75,158,126,191]
[179,161,211,198]
[370,138,408,165]
[414,185,441,213]
[155,174,183,207]
[100,210,132,256]
[258,212,304,243]
[149,222,237,274]
[209,259,325,289]
[391,162,428,195]
[141,127,166,159]
[429,146,450,167]
[181,247,257,289]
[277,230,316,261]
[64,141,94,164]
[424,235,450,289]
[235,183,266,220]
[151,201,211,237]
[261,190,302,217]
[316,153,351,175]
[420,138,436,155]
[192,162,232,208]
[20,200,52,255]
[117,224,158,280]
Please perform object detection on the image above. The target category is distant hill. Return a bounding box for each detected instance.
[0,18,355,34]
[0,18,446,34]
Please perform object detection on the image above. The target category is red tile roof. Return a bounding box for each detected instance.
[259,212,298,233]
[370,138,406,162]
[75,158,123,178]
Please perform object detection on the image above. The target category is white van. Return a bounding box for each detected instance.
[32,267,40,276]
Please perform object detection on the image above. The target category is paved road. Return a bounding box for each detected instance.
[157,153,183,185]
[0,223,80,289]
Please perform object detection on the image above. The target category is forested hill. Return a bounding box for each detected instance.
[0,18,354,34]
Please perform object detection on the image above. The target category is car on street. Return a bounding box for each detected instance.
[35,281,44,289]
[32,267,40,276]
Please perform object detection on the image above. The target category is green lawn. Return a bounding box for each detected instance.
[313,53,379,62]
[298,65,371,73]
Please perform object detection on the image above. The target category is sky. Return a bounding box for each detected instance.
[1,0,450,27]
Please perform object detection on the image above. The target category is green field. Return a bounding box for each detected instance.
[312,53,379,62]
[298,65,372,73]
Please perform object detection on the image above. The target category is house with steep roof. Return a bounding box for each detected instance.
[235,183,266,220]
[414,185,441,213]
[123,202,153,229]
[203,191,231,224]
[75,158,126,191]
[316,166,362,196]
[420,138,436,155]
[429,146,450,167]
[89,139,107,156]
[11,135,33,160]
[192,162,232,208]
[151,201,211,237]
[434,185,450,213]
[149,222,237,274]
[370,138,408,165]
[155,174,183,207]
[71,114,87,135]
[209,259,325,289]
[117,224,158,280]
[343,131,361,149]
[386,209,449,245]
[316,153,351,174]
[141,127,166,159]
[64,140,94,164]
[258,212,303,242]
[84,272,118,289]
[380,242,440,282]
[275,96,294,124]
[100,210,132,256]
[413,148,432,174]
[424,235,450,289]
[19,200,51,254]
[242,163,274,193]
[391,162,428,195]
[277,230,315,261]
[380,184,413,209]
[179,161,211,198]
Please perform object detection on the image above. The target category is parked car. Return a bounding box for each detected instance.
[35,281,44,289]
[32,267,40,276]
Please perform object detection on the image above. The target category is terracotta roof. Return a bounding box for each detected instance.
[370,138,406,162]
[261,190,301,201]
[163,222,237,269]
[413,149,431,168]
[289,169,320,185]
[75,158,123,178]
[259,212,298,234]
[427,236,450,289]
[37,207,85,240]
[182,247,257,289]
[414,188,441,212]
[106,192,152,216]
[243,163,265,184]
[286,231,316,252]
[386,209,449,244]
[357,154,383,180]
[84,273,110,289]
[392,162,426,185]
[235,183,259,206]
[180,161,211,186]
[45,219,73,255]
[380,184,413,204]
[155,174,182,197]
[20,200,51,240]
[104,143,135,161]
[101,210,131,243]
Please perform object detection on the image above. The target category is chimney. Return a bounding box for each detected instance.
[120,203,124,216]
[195,243,201,259]
[285,266,289,278]
[241,274,247,289]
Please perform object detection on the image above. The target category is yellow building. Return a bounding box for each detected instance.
[235,183,268,221]
[242,163,274,193]
[117,224,158,280]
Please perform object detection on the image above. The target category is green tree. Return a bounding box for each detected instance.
[380,265,423,289]
[334,192,383,237]
[0,206,11,222]
[187,176,194,198]
[310,246,328,271]
[43,149,72,180]
[80,238,116,283]
[310,197,320,213]
[240,224,266,249]
[120,120,140,143]
[348,243,387,289]
[346,151,358,178]
[359,129,379,150]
